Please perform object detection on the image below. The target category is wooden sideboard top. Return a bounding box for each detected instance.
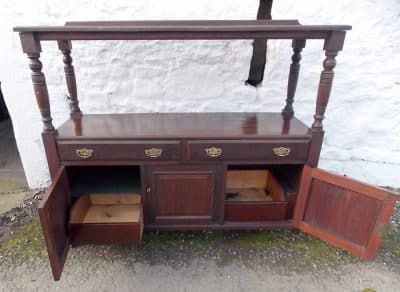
[56,112,310,140]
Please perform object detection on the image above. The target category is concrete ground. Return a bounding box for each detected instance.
[2,255,400,292]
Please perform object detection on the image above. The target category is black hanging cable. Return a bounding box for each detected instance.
[246,0,273,87]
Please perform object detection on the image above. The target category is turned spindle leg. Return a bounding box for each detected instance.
[311,50,338,129]
[58,40,81,118]
[282,39,306,118]
[308,31,346,166]
[27,53,55,133]
[20,33,59,178]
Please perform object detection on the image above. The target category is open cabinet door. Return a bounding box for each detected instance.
[38,167,71,280]
[294,166,397,260]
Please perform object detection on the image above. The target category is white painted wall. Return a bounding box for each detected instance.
[0,0,399,188]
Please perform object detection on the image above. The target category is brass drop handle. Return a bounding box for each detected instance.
[145,148,162,158]
[273,147,291,157]
[205,147,222,157]
[76,148,94,159]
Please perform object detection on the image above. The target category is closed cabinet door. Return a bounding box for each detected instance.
[146,165,221,225]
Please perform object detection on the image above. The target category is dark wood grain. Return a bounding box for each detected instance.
[56,113,311,140]
[294,166,398,260]
[27,53,55,132]
[187,139,309,162]
[38,167,70,281]
[42,132,61,179]
[225,201,288,221]
[308,31,346,166]
[14,21,352,42]
[57,140,182,161]
[65,20,301,27]
[69,223,143,245]
[14,20,352,32]
[145,220,293,231]
[147,165,221,225]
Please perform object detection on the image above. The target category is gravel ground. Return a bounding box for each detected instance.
[0,189,399,292]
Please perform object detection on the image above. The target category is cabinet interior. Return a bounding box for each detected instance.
[67,166,142,225]
[70,194,142,224]
[67,166,141,197]
[226,165,302,202]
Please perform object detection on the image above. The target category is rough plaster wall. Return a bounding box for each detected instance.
[0,0,399,188]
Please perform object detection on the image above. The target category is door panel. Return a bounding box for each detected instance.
[38,167,71,281]
[294,166,397,260]
[147,165,220,225]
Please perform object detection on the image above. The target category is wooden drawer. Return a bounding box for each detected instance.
[225,169,288,221]
[68,195,143,245]
[187,140,309,162]
[57,140,182,161]
[225,201,288,221]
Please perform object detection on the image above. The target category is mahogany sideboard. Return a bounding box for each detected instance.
[14,20,397,281]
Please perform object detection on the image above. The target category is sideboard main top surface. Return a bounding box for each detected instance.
[56,112,310,140]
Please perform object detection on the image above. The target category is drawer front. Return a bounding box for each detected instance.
[69,204,144,245]
[187,140,309,162]
[58,140,182,161]
[225,201,288,222]
[69,222,143,245]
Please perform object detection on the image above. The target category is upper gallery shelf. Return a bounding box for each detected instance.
[13,20,351,41]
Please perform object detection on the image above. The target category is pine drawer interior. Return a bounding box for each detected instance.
[224,166,299,222]
[66,166,143,244]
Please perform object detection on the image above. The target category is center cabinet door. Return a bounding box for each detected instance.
[146,165,221,225]
[294,166,397,260]
[38,167,71,281]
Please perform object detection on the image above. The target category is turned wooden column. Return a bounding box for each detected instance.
[282,39,306,118]
[58,40,81,118]
[20,32,59,178]
[311,50,338,130]
[27,53,55,133]
[307,31,346,166]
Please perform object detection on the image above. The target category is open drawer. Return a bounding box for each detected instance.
[38,166,143,281]
[69,194,143,245]
[224,169,288,221]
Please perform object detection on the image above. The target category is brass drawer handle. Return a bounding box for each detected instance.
[205,147,222,157]
[145,148,162,158]
[273,147,291,157]
[76,148,94,159]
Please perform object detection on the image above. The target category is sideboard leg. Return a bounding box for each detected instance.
[308,31,346,167]
[27,53,55,133]
[42,132,60,179]
[20,33,59,178]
